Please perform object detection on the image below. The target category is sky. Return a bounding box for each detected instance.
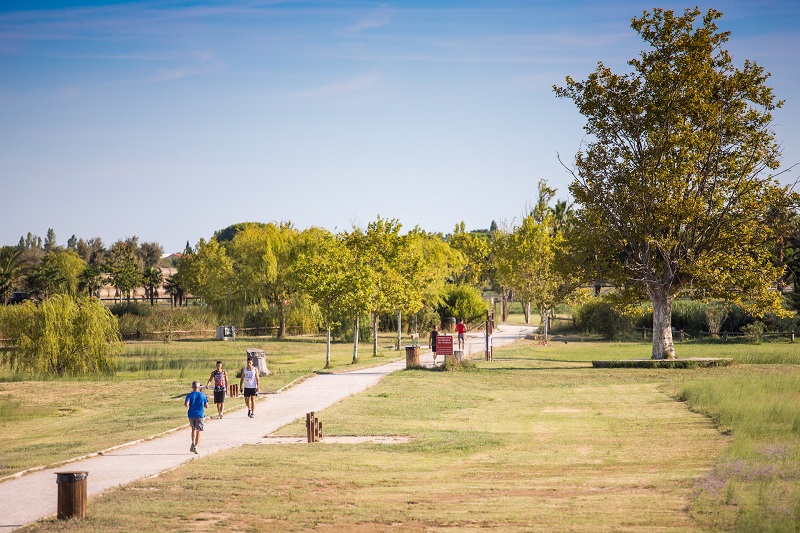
[1,0,799,254]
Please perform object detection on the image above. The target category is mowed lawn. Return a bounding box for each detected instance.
[21,343,744,532]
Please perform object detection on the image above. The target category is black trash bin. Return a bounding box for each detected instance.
[56,471,88,520]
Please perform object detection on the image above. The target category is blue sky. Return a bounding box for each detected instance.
[1,1,799,253]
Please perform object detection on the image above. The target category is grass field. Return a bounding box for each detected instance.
[12,335,800,532]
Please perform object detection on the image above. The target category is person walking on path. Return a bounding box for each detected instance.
[429,325,439,365]
[456,319,467,351]
[184,381,208,454]
[240,357,260,418]
[206,360,228,419]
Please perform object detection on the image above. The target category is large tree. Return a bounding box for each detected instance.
[554,8,794,359]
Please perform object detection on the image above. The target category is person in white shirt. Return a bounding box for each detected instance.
[240,357,260,418]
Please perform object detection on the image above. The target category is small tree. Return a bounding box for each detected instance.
[0,295,121,376]
[106,241,143,302]
[142,266,163,306]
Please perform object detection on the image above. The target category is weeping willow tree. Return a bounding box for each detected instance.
[0,295,121,376]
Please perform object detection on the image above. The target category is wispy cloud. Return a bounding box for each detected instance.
[339,4,394,36]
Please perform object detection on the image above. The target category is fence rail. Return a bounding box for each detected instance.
[635,326,795,343]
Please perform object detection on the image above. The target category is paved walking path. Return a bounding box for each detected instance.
[0,324,534,531]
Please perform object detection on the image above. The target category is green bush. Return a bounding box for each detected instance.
[438,284,487,325]
[741,320,764,344]
[573,298,632,340]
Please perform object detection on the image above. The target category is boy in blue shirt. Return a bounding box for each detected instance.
[185,381,208,454]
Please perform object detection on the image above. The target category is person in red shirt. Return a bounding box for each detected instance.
[456,319,467,351]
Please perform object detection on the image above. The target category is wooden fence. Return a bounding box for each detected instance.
[635,326,795,343]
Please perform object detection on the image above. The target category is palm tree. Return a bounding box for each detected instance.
[0,246,25,304]
[79,265,104,298]
[164,274,186,307]
[143,267,164,306]
[551,199,574,236]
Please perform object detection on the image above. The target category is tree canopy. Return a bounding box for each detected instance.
[554,7,795,358]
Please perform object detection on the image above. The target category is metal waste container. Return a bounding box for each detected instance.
[56,471,88,519]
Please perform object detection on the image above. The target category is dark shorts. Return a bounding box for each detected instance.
[458,333,465,342]
[244,387,258,398]
[214,390,226,404]
[189,418,204,431]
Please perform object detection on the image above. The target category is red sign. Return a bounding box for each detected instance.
[436,335,453,355]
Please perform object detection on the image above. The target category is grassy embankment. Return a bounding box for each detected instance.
[13,336,800,531]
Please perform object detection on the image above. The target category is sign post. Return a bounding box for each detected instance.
[485,310,494,361]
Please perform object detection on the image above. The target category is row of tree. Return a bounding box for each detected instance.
[0,232,169,305]
[175,217,539,367]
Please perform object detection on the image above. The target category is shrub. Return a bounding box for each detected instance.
[438,284,487,325]
[573,298,632,340]
[741,321,764,344]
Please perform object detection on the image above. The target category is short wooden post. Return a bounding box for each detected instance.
[306,412,323,443]
[791,332,795,343]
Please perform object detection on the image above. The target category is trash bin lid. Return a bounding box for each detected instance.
[56,472,88,483]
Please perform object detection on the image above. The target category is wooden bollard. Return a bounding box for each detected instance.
[228,384,238,398]
[306,412,323,443]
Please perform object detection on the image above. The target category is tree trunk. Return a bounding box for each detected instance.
[372,312,378,356]
[277,300,286,338]
[325,325,331,369]
[352,312,360,364]
[397,310,401,350]
[523,302,530,324]
[650,288,675,359]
